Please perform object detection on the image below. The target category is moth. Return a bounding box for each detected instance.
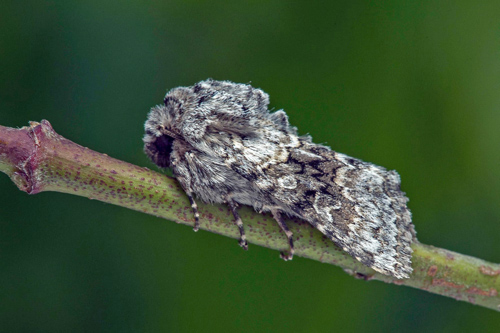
[143,79,416,279]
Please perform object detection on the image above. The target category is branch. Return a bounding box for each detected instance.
[1,120,499,311]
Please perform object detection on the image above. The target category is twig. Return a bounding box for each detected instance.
[1,120,499,311]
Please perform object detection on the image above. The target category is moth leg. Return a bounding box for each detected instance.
[272,210,294,261]
[174,175,200,231]
[227,200,248,250]
[186,192,200,232]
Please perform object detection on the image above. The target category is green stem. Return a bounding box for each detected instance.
[1,120,499,311]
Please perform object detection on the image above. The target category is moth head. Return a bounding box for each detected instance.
[143,90,189,168]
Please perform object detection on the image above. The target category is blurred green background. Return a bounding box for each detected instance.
[1,1,500,331]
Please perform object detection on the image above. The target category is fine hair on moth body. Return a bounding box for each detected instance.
[144,79,416,279]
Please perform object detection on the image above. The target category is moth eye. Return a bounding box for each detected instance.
[144,133,174,168]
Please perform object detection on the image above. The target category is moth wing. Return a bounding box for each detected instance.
[262,146,415,279]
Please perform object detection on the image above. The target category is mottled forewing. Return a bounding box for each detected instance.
[286,145,415,279]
